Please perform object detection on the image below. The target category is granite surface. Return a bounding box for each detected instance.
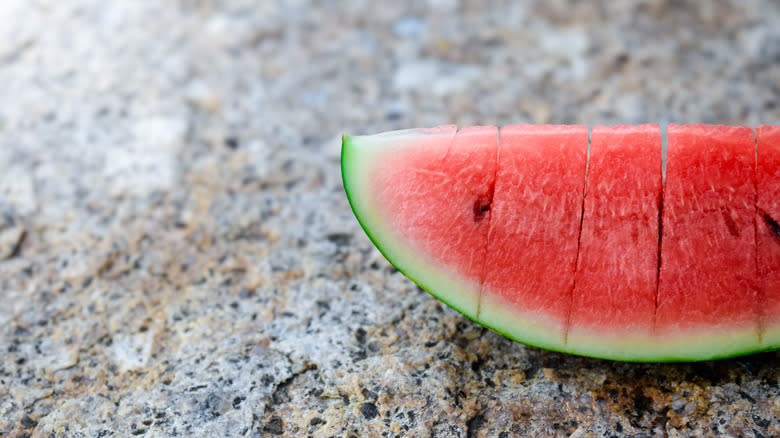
[1,0,779,436]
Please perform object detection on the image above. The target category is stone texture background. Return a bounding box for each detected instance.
[1,0,778,436]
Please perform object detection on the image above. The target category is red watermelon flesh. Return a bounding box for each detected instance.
[371,126,498,306]
[480,125,588,347]
[757,125,780,346]
[656,125,759,342]
[568,125,661,347]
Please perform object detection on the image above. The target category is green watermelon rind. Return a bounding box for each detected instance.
[473,291,777,363]
[342,132,779,363]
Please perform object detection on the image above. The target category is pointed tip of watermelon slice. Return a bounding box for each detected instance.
[341,128,482,321]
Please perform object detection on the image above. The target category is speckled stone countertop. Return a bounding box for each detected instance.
[1,1,778,437]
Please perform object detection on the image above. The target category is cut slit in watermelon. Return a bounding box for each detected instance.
[757,125,780,348]
[341,124,780,361]
[566,125,661,359]
[481,125,588,351]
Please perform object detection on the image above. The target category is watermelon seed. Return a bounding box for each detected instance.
[762,213,780,240]
[721,207,741,238]
[472,195,492,222]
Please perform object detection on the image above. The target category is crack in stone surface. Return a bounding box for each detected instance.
[268,362,319,408]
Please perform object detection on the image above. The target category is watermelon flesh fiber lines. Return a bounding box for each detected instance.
[341,124,780,362]
[568,125,660,352]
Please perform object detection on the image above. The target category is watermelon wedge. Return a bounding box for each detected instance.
[481,125,588,352]
[566,125,662,358]
[342,124,780,362]
[656,125,759,359]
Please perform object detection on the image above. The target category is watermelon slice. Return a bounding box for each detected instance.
[656,124,760,359]
[757,125,780,348]
[481,125,588,352]
[342,126,498,318]
[342,124,780,361]
[566,125,662,359]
